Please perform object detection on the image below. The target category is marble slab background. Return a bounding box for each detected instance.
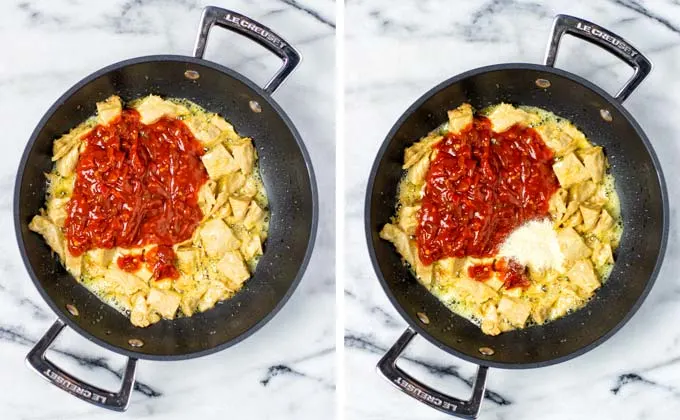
[0,1,335,419]
[344,1,680,419]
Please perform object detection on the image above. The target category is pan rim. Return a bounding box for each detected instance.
[14,54,319,361]
[365,62,669,369]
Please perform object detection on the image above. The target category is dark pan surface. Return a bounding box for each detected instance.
[15,55,317,360]
[367,63,667,368]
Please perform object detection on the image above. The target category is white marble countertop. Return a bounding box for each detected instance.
[344,1,680,419]
[0,1,335,419]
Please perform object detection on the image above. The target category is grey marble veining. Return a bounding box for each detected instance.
[345,1,680,419]
[0,1,334,419]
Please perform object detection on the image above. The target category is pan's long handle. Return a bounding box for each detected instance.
[26,319,138,412]
[544,14,652,103]
[193,6,301,95]
[377,328,488,419]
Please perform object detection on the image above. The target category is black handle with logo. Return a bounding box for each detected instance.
[26,319,138,412]
[193,6,301,95]
[377,328,488,419]
[544,14,652,102]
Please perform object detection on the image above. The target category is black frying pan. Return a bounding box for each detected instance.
[366,15,667,419]
[14,6,317,411]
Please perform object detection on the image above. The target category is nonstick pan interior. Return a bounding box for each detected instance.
[15,56,317,360]
[367,64,667,368]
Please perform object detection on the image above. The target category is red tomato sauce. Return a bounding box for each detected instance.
[467,263,493,280]
[65,109,208,280]
[466,259,530,289]
[117,254,143,272]
[416,116,559,273]
[116,245,180,280]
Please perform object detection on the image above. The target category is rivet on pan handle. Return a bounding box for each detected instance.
[377,328,488,419]
[544,14,652,103]
[26,319,138,412]
[193,6,302,95]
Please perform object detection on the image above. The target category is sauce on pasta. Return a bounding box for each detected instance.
[65,109,208,280]
[416,116,559,267]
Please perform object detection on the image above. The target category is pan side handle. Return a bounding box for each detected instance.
[377,328,488,419]
[193,6,301,95]
[544,14,652,103]
[25,319,138,412]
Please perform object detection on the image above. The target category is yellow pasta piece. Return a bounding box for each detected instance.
[201,144,239,180]
[380,224,415,266]
[578,147,606,182]
[497,296,531,327]
[592,242,614,268]
[229,197,251,222]
[243,201,265,229]
[557,227,592,263]
[103,267,148,296]
[553,153,590,188]
[550,288,581,319]
[96,95,122,125]
[452,277,498,304]
[180,282,209,317]
[548,188,567,221]
[579,205,600,232]
[134,95,185,124]
[593,209,615,237]
[230,140,255,175]
[63,249,83,278]
[29,215,65,260]
[406,154,431,186]
[535,122,578,157]
[486,103,539,132]
[569,181,597,203]
[221,172,246,194]
[209,114,238,140]
[397,205,420,236]
[410,243,433,287]
[567,259,600,295]
[563,209,583,228]
[240,178,259,198]
[56,146,80,177]
[240,235,263,261]
[199,218,240,258]
[480,302,501,336]
[175,248,199,275]
[147,288,181,319]
[52,123,91,161]
[87,248,116,267]
[130,292,152,327]
[403,134,442,169]
[435,257,465,280]
[46,197,69,227]
[447,103,473,134]
[216,251,250,285]
[198,281,228,312]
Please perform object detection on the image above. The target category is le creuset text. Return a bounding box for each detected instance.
[394,377,458,411]
[44,368,108,403]
[223,13,288,49]
[575,21,638,57]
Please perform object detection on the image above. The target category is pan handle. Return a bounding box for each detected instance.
[377,328,488,419]
[25,319,138,412]
[544,14,652,102]
[193,6,301,95]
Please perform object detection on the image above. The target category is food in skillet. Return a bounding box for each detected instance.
[29,95,269,327]
[380,103,621,335]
